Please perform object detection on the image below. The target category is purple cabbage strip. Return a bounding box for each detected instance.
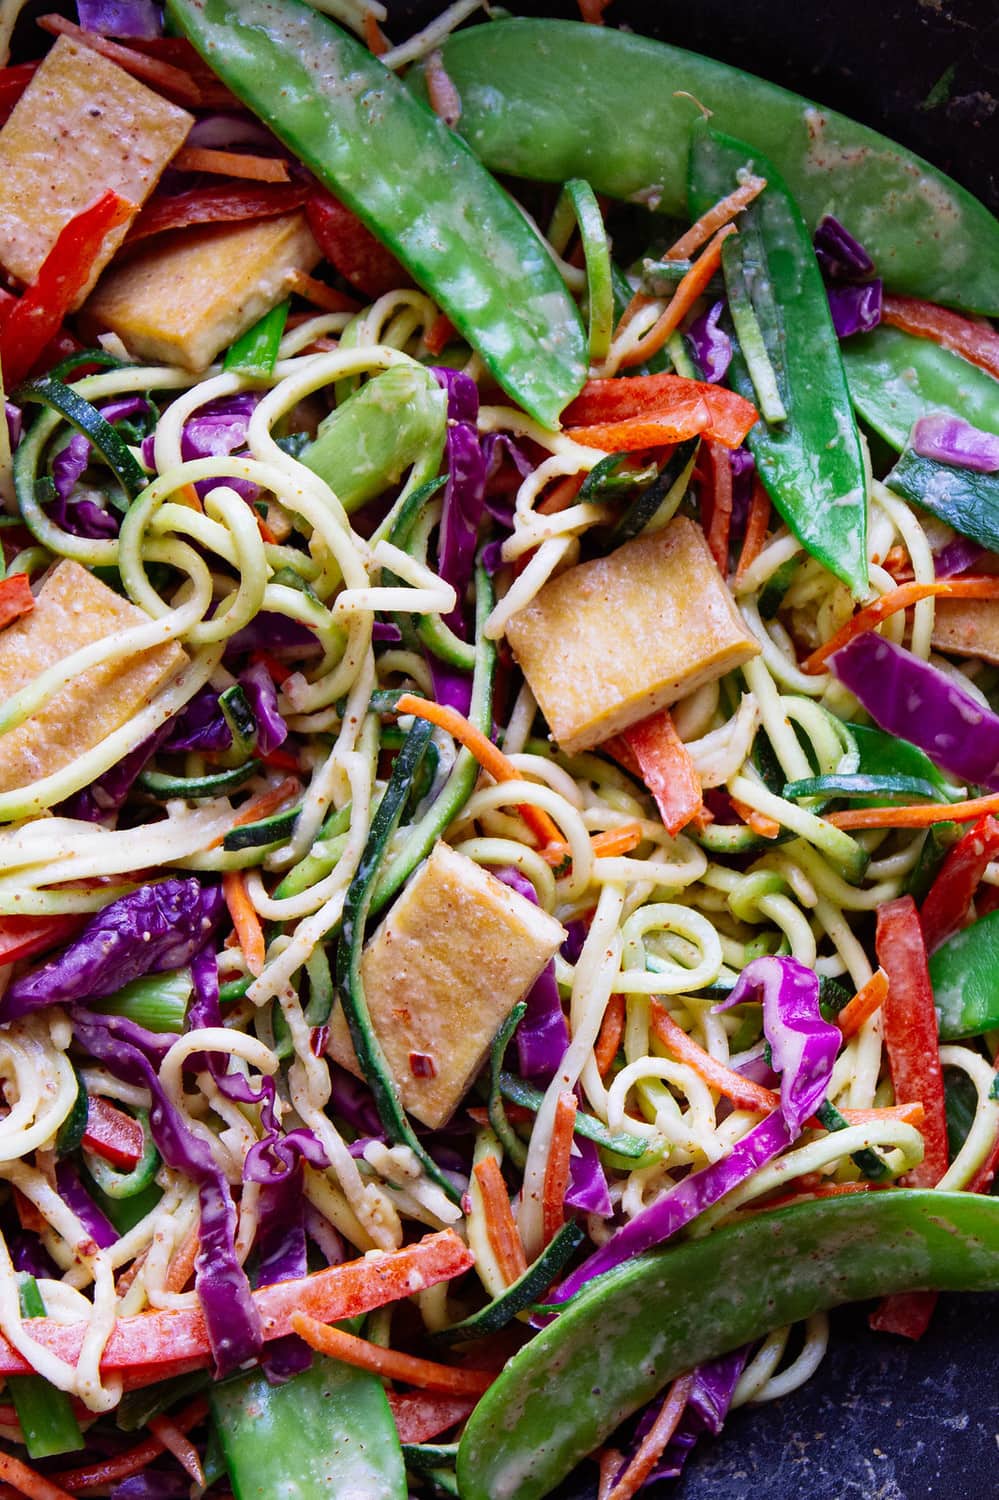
[5,403,21,449]
[830,632,999,791]
[493,868,570,1080]
[240,660,289,756]
[226,613,321,660]
[564,1134,612,1216]
[372,620,403,644]
[431,368,487,636]
[110,1474,190,1500]
[934,535,987,578]
[255,1166,312,1382]
[912,412,999,474]
[728,445,756,539]
[827,280,882,338]
[54,1161,118,1251]
[8,1230,58,1281]
[481,539,505,577]
[74,1010,261,1375]
[1,880,224,1021]
[58,723,171,824]
[329,1063,384,1137]
[813,215,876,281]
[77,0,163,36]
[551,957,838,1303]
[428,652,473,717]
[163,686,232,753]
[686,300,732,384]
[49,396,152,540]
[642,1349,749,1484]
[181,393,260,502]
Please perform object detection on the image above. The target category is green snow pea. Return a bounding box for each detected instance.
[211,1354,405,1500]
[7,1277,84,1459]
[885,444,999,555]
[929,910,999,1039]
[690,127,868,596]
[303,365,447,515]
[457,1190,999,1500]
[428,19,999,313]
[165,0,587,428]
[843,326,999,452]
[223,299,289,379]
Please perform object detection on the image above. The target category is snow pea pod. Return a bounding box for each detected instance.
[885,445,999,554]
[843,326,999,452]
[429,19,999,314]
[929,911,999,1039]
[457,1190,999,1500]
[689,127,868,596]
[165,0,587,429]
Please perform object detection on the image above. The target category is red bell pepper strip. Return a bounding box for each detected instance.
[870,896,949,1339]
[123,37,240,107]
[306,188,410,299]
[919,814,999,954]
[606,709,703,836]
[0,190,131,389]
[37,14,203,105]
[882,293,999,382]
[81,1095,145,1171]
[0,574,33,631]
[702,441,733,572]
[0,1229,471,1376]
[127,183,309,244]
[0,914,84,967]
[0,61,37,125]
[387,1391,477,1443]
[562,373,757,451]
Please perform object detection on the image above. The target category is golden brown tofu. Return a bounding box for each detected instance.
[932,599,999,666]
[83,215,321,371]
[0,36,192,304]
[327,842,565,1129]
[0,561,188,793]
[505,517,760,754]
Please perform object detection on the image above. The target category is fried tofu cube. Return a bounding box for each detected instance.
[932,599,999,665]
[0,36,192,305]
[0,561,188,793]
[505,516,760,754]
[327,842,565,1129]
[83,214,321,371]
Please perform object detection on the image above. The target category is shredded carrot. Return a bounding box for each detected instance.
[473,1156,527,1286]
[175,483,203,512]
[164,1220,200,1294]
[606,1373,695,1500]
[827,790,999,830]
[172,146,290,182]
[595,993,626,1077]
[222,870,265,976]
[666,175,767,262]
[148,1414,205,1487]
[616,224,736,371]
[259,745,302,773]
[537,472,585,516]
[13,1188,46,1235]
[37,15,202,103]
[0,1454,76,1500]
[363,10,389,55]
[703,442,733,573]
[802,576,999,673]
[730,796,781,839]
[285,267,360,314]
[836,968,890,1039]
[881,543,911,578]
[542,1091,578,1247]
[52,1399,208,1491]
[395,692,564,849]
[289,1314,494,1395]
[733,478,771,586]
[424,311,457,356]
[539,820,645,868]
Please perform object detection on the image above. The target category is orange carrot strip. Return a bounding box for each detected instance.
[37,15,202,103]
[617,225,737,371]
[542,1092,578,1247]
[207,775,300,852]
[164,1221,200,1295]
[802,576,999,673]
[539,820,645,869]
[363,10,389,55]
[606,1373,696,1500]
[733,478,772,586]
[594,993,626,1077]
[172,146,290,183]
[703,441,733,574]
[424,311,457,356]
[729,796,782,839]
[148,1414,205,1487]
[222,870,265,976]
[836,968,890,1039]
[0,574,33,632]
[826,791,999,830]
[598,1449,626,1500]
[52,1399,208,1491]
[0,1454,76,1500]
[285,267,360,314]
[395,692,563,849]
[473,1157,527,1286]
[289,1314,494,1395]
[666,176,767,262]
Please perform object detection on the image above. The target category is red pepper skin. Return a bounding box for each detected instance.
[920,814,999,953]
[127,182,309,243]
[0,189,131,388]
[883,293,999,382]
[562,373,757,449]
[607,709,703,836]
[0,573,33,631]
[82,1095,145,1171]
[0,61,37,126]
[0,914,84,966]
[305,188,410,298]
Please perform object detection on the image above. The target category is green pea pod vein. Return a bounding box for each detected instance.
[165,0,587,429]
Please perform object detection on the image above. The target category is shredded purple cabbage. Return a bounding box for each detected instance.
[564,1134,612,1216]
[58,724,170,824]
[255,1166,312,1381]
[550,958,838,1302]
[827,280,882,338]
[142,394,260,502]
[830,632,999,790]
[372,620,403,644]
[493,868,570,1080]
[5,402,21,449]
[640,1349,748,1485]
[240,661,288,755]
[428,653,473,716]
[686,300,732,383]
[8,1230,58,1281]
[162,686,233,753]
[911,412,999,474]
[813,215,876,281]
[54,1161,117,1250]
[77,0,162,35]
[329,1063,384,1137]
[934,535,987,578]
[225,614,321,659]
[1,880,224,1021]
[728,446,756,539]
[110,1474,190,1500]
[431,368,487,636]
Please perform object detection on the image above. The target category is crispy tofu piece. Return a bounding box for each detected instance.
[0,561,187,793]
[83,214,321,371]
[932,599,999,665]
[505,517,760,755]
[0,36,192,305]
[327,842,565,1129]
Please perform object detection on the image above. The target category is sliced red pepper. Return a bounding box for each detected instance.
[605,709,703,836]
[701,441,733,572]
[82,1095,145,1171]
[0,61,37,126]
[0,574,33,632]
[0,189,131,389]
[870,895,949,1339]
[882,293,999,383]
[919,814,999,954]
[387,1391,477,1443]
[127,183,310,244]
[562,372,758,449]
[0,913,84,966]
[122,36,241,108]
[37,14,203,105]
[306,188,411,299]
